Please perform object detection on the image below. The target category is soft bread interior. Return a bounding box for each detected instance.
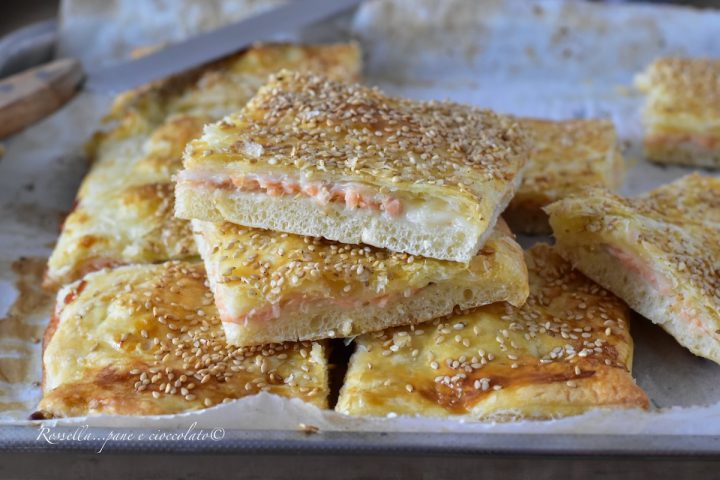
[554,241,720,365]
[644,135,720,168]
[222,278,521,346]
[192,216,528,347]
[177,183,489,263]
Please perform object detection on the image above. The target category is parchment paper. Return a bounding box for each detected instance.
[1,0,719,434]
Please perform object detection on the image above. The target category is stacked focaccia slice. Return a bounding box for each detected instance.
[191,219,528,347]
[175,71,533,347]
[175,70,530,263]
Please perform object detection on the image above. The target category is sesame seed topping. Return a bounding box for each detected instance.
[638,58,720,121]
[192,71,529,207]
[61,261,326,412]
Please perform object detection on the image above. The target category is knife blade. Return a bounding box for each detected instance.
[85,0,363,93]
[0,0,362,138]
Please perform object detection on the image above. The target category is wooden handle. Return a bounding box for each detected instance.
[0,58,84,139]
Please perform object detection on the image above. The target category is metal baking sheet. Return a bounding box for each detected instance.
[1,0,720,456]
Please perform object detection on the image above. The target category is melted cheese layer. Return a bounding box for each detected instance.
[178,169,472,229]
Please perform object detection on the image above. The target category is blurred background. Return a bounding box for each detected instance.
[2,0,720,36]
[1,0,57,36]
[0,0,718,91]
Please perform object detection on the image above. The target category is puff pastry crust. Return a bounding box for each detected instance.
[44,43,361,289]
[176,71,530,262]
[504,118,624,235]
[635,58,720,167]
[547,173,720,364]
[38,261,328,418]
[192,219,528,346]
[336,244,648,420]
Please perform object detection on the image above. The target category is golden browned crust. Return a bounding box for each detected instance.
[44,115,207,289]
[38,261,328,418]
[184,70,528,190]
[101,43,362,144]
[44,43,362,289]
[546,173,720,364]
[336,244,648,420]
[506,118,624,235]
[636,58,720,123]
[635,58,720,167]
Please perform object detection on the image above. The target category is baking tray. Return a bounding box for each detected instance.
[1,425,720,455]
[1,428,719,480]
[1,0,720,468]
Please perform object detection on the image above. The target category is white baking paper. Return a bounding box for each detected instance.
[1,0,719,434]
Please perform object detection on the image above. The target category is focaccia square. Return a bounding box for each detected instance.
[44,43,361,289]
[635,58,720,168]
[336,244,648,420]
[176,71,530,263]
[547,174,720,364]
[105,42,362,139]
[37,261,328,418]
[45,114,207,289]
[192,219,529,347]
[504,118,624,235]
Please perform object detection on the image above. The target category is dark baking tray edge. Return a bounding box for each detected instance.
[1,426,719,456]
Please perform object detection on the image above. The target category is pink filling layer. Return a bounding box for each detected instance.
[182,172,403,217]
[221,289,417,326]
[646,133,720,150]
[605,244,674,296]
[605,244,715,336]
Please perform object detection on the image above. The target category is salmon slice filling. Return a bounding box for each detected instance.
[645,132,720,150]
[604,243,718,338]
[219,288,419,326]
[605,244,673,296]
[178,170,404,218]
